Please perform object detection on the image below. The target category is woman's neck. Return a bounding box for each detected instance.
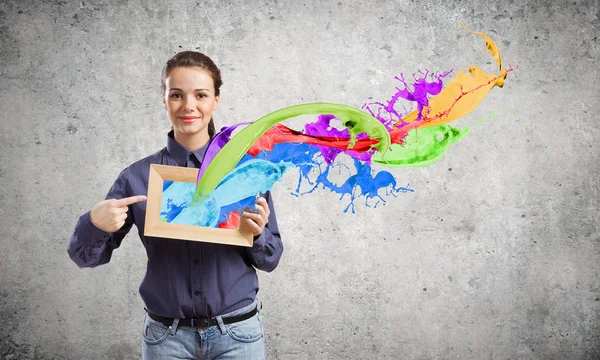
[173,130,210,153]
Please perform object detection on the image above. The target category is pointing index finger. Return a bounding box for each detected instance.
[115,195,147,207]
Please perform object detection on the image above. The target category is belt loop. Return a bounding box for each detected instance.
[215,315,226,334]
[169,318,180,335]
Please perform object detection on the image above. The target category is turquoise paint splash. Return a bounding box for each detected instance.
[169,159,293,227]
[160,181,195,222]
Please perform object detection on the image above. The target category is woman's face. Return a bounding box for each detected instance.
[163,66,220,141]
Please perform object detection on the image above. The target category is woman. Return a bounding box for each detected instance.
[68,51,283,359]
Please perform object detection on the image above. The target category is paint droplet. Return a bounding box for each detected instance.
[521,214,526,218]
[423,288,427,291]
[448,168,452,171]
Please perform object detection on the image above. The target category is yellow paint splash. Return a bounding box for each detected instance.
[398,22,511,129]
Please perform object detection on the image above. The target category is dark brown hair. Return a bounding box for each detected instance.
[161,51,223,137]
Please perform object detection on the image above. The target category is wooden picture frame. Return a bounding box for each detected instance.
[144,164,254,247]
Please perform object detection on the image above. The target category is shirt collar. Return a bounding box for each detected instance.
[166,130,209,166]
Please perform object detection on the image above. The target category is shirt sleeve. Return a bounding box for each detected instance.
[67,169,136,268]
[246,191,283,273]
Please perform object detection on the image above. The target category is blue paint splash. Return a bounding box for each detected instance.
[251,141,414,214]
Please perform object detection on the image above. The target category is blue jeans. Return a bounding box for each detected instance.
[142,299,265,359]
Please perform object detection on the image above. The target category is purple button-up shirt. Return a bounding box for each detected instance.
[67,131,283,318]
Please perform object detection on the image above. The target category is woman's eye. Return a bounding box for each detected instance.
[197,93,206,98]
[170,93,181,99]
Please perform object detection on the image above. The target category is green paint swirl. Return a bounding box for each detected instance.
[372,125,469,167]
[193,103,391,203]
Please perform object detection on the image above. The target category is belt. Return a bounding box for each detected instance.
[147,306,258,329]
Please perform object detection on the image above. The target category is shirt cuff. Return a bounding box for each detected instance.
[77,211,111,247]
[249,232,267,264]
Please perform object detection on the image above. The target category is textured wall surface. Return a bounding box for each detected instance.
[1,0,599,359]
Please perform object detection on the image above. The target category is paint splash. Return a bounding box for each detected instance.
[194,103,392,202]
[372,125,470,167]
[163,159,293,227]
[158,25,514,229]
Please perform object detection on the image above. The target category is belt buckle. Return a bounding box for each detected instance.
[191,318,209,329]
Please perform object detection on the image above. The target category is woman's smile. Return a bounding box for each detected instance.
[178,115,200,124]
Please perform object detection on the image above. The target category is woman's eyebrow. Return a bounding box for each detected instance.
[168,88,211,92]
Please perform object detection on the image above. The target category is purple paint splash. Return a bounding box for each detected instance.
[301,69,454,165]
[362,69,453,129]
[197,122,251,184]
[303,114,373,165]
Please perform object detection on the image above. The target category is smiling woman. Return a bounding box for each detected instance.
[164,65,220,151]
[67,51,282,360]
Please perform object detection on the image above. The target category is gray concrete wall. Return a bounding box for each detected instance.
[1,0,599,359]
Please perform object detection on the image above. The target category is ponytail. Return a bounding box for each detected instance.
[208,118,216,138]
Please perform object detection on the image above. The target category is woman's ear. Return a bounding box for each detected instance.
[213,94,220,110]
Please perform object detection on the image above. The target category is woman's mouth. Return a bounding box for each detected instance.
[179,116,200,124]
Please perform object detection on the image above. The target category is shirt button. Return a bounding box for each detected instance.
[194,259,199,265]
[194,291,201,296]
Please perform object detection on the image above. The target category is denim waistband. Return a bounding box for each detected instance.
[218,298,260,320]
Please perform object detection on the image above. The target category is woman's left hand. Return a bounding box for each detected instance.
[239,197,270,238]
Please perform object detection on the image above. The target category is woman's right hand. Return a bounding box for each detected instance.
[90,195,147,233]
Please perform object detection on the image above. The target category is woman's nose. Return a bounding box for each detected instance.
[183,98,197,111]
